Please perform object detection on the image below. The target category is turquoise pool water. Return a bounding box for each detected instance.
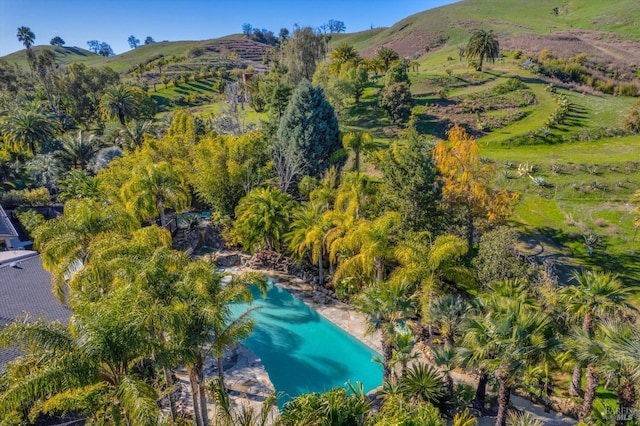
[230,280,382,406]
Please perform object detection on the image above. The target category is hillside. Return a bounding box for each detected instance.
[5,0,640,74]
[1,35,271,75]
[329,0,640,84]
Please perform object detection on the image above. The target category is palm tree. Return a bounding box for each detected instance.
[332,172,377,220]
[174,262,266,426]
[1,102,59,155]
[465,29,500,71]
[426,294,469,349]
[32,199,139,302]
[233,186,293,253]
[595,322,639,425]
[331,211,401,286]
[329,42,360,75]
[459,297,557,426]
[342,131,374,174]
[122,160,190,227]
[375,46,400,71]
[389,332,418,380]
[119,119,153,150]
[432,345,457,399]
[100,84,139,125]
[287,201,332,284]
[559,270,635,397]
[391,232,471,340]
[16,26,35,49]
[55,130,105,170]
[355,280,416,382]
[0,300,160,425]
[566,327,605,422]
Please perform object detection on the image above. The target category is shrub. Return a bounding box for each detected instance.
[1,188,50,209]
[615,83,639,97]
[493,77,526,94]
[185,46,204,58]
[15,209,45,237]
[378,82,413,124]
[513,49,523,59]
[622,101,640,133]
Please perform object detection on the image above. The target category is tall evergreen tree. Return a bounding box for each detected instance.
[379,124,440,233]
[274,79,340,191]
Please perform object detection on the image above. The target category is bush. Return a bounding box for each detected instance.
[1,188,51,209]
[379,82,413,124]
[513,49,523,59]
[615,83,639,97]
[493,77,527,94]
[15,209,45,237]
[185,46,204,58]
[622,101,640,133]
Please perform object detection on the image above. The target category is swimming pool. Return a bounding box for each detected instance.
[230,280,383,406]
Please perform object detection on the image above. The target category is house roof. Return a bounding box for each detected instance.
[0,205,18,239]
[0,254,70,368]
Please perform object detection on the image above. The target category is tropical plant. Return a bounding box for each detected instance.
[342,131,374,174]
[398,363,450,412]
[391,232,471,340]
[0,300,160,425]
[375,46,400,71]
[459,295,557,426]
[32,199,139,302]
[559,270,636,397]
[279,384,370,426]
[287,201,332,284]
[233,186,294,253]
[208,377,278,426]
[121,160,190,227]
[427,294,469,348]
[1,102,59,155]
[16,26,35,49]
[465,29,500,71]
[174,263,267,426]
[55,130,105,170]
[99,84,139,125]
[329,42,360,75]
[370,394,444,426]
[331,211,401,286]
[507,412,543,426]
[355,280,415,382]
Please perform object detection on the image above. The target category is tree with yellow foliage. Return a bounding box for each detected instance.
[433,125,516,250]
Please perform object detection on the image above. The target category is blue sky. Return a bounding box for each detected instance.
[0,0,459,56]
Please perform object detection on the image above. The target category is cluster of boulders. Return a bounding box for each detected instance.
[243,250,294,273]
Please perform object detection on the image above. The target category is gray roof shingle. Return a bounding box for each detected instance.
[0,254,71,368]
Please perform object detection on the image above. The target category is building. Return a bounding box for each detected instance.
[0,205,18,250]
[0,251,70,369]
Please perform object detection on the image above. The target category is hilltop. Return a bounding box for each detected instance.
[4,0,640,76]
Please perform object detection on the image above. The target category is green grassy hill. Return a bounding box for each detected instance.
[2,35,269,75]
[349,0,640,56]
